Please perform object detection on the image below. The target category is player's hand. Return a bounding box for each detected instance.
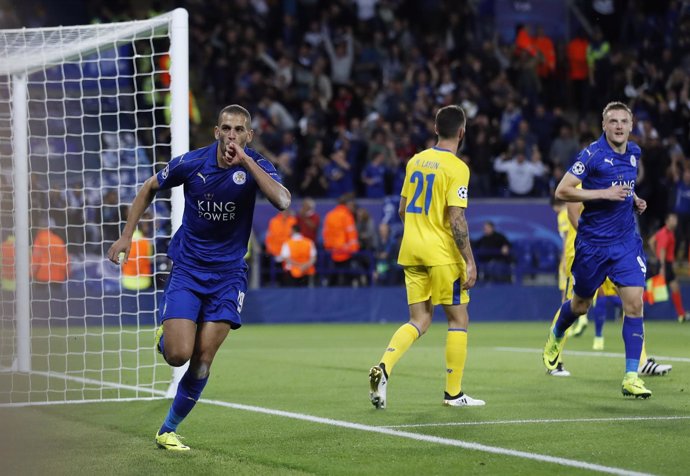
[462,261,477,290]
[634,196,647,214]
[222,142,248,168]
[602,184,630,201]
[107,237,132,265]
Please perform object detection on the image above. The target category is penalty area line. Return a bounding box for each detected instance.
[201,398,653,476]
[383,415,690,429]
[494,347,690,363]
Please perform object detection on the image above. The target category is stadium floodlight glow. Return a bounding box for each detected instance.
[0,9,188,405]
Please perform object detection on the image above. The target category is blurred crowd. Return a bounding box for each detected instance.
[3,0,690,286]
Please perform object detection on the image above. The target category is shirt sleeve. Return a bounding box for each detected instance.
[156,154,189,190]
[447,163,470,208]
[655,230,669,257]
[250,149,283,184]
[568,148,591,180]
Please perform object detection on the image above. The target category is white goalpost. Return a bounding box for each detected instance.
[0,9,188,405]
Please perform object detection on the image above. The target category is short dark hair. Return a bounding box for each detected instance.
[435,105,466,139]
[217,104,252,126]
[602,101,632,121]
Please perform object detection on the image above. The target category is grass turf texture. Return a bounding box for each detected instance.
[2,321,689,475]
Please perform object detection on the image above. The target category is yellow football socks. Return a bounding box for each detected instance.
[445,329,468,397]
[379,322,420,374]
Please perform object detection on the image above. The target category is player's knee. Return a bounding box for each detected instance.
[570,300,590,316]
[625,303,644,317]
[164,351,192,367]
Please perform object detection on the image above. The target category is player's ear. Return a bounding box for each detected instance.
[458,127,465,143]
[214,126,220,140]
[246,129,254,144]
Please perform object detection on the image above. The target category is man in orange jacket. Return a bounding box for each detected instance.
[122,227,154,291]
[31,227,69,284]
[1,234,15,292]
[264,209,297,260]
[280,224,317,287]
[322,194,359,286]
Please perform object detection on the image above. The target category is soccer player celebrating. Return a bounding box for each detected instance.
[107,105,290,450]
[369,105,485,409]
[548,199,672,376]
[542,101,653,398]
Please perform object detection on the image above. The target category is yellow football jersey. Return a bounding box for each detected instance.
[397,147,469,266]
[558,208,577,272]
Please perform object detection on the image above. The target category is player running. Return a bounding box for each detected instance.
[108,104,290,450]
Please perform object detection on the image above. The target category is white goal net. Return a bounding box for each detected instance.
[0,9,189,405]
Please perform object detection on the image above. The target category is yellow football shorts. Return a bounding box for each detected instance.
[404,263,469,306]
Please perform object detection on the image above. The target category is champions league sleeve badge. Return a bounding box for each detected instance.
[457,186,468,199]
[571,161,585,175]
[233,171,247,185]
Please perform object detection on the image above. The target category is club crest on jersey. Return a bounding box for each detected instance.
[233,171,247,185]
[457,186,468,199]
[572,161,585,175]
[630,155,636,167]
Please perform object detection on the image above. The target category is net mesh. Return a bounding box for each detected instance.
[0,13,182,404]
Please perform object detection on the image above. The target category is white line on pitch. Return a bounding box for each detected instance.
[494,347,690,363]
[383,415,690,429]
[0,372,656,475]
[202,398,652,476]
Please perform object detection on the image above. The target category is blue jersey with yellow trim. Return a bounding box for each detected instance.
[568,134,641,245]
[156,141,281,270]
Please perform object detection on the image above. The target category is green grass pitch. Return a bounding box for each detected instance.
[2,320,689,475]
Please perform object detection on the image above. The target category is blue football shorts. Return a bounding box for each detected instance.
[571,235,646,299]
[159,263,248,329]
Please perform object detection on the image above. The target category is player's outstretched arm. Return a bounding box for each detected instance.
[449,206,476,290]
[106,175,159,265]
[228,142,291,211]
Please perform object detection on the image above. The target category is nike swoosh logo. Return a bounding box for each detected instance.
[548,355,560,367]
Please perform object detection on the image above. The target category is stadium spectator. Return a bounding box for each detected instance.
[280,224,317,287]
[549,124,580,169]
[324,148,354,198]
[121,212,154,292]
[493,148,546,197]
[566,29,589,114]
[322,194,359,286]
[534,25,556,105]
[1,234,14,292]
[322,24,354,86]
[31,222,69,289]
[474,221,512,283]
[264,208,297,261]
[671,167,690,262]
[296,197,320,243]
[361,151,388,198]
[587,27,612,111]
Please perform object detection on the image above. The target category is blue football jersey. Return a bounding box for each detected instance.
[156,141,281,270]
[567,134,641,245]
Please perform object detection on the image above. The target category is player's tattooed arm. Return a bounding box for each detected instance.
[449,206,476,289]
